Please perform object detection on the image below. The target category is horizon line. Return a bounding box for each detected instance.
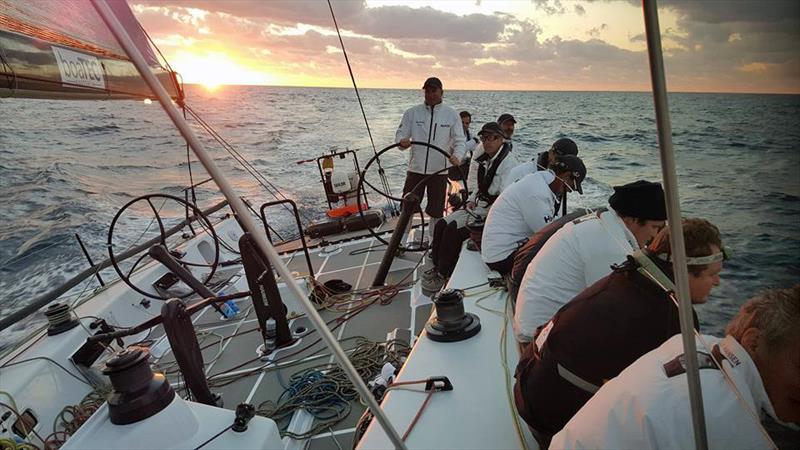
[183,83,800,96]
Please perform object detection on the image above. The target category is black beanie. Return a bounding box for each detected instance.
[608,180,667,220]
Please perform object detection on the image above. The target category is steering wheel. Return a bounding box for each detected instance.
[355,141,469,249]
[107,193,221,300]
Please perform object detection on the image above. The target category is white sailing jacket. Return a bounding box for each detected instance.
[551,334,780,450]
[481,171,557,264]
[514,210,639,342]
[395,103,466,175]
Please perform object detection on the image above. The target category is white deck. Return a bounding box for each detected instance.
[358,243,538,450]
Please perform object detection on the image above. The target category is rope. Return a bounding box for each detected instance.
[255,337,410,439]
[326,0,398,216]
[43,386,111,449]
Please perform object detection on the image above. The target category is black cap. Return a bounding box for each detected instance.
[608,180,667,220]
[552,138,578,156]
[497,113,516,125]
[553,155,586,194]
[422,77,443,89]
[477,122,507,139]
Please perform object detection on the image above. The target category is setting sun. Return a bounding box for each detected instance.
[168,51,276,89]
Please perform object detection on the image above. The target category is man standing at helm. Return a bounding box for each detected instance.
[396,77,466,235]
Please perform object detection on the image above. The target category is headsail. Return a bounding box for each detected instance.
[0,0,181,100]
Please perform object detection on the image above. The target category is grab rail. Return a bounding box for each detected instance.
[259,199,315,279]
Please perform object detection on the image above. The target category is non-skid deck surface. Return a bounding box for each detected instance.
[149,232,431,448]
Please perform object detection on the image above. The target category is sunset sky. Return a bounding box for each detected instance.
[132,0,800,94]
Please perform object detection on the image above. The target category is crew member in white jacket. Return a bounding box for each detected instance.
[395,77,466,227]
[504,137,579,189]
[551,284,800,450]
[514,180,667,343]
[481,155,586,275]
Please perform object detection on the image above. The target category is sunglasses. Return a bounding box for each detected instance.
[480,134,502,143]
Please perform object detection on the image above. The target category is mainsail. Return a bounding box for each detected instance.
[0,0,181,100]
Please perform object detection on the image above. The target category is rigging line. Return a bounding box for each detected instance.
[182,104,284,199]
[182,105,315,224]
[0,38,17,92]
[326,0,398,214]
[183,104,198,206]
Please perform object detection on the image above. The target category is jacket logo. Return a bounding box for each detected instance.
[439,124,451,128]
[544,215,553,223]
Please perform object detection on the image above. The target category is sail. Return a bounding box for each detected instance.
[0,0,182,100]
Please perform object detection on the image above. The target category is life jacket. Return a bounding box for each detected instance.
[475,142,511,203]
[513,253,698,437]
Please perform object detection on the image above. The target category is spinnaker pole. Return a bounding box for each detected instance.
[90,2,408,448]
[642,1,709,449]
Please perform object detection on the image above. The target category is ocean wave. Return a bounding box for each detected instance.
[72,124,121,134]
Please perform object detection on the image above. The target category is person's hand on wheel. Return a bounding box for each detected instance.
[449,154,461,166]
[399,138,411,149]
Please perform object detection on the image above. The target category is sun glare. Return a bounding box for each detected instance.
[169,51,276,89]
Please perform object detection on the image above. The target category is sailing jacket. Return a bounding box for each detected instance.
[514,209,640,342]
[513,254,697,439]
[551,334,780,449]
[395,103,466,175]
[504,152,548,189]
[481,171,557,264]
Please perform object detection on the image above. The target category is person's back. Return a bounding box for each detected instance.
[551,334,777,449]
[514,257,687,444]
[514,209,642,342]
[480,171,556,267]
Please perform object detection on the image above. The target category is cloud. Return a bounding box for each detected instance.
[533,0,566,15]
[130,0,799,93]
[346,6,506,43]
[587,24,608,38]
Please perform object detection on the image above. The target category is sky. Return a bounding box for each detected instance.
[132,0,800,94]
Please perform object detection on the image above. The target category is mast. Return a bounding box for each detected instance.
[642,1,709,449]
[89,2,408,449]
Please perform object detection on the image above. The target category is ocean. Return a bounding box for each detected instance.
[1,86,798,350]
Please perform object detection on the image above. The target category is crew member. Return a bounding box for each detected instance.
[396,76,466,234]
[461,111,479,154]
[423,122,518,293]
[467,113,517,189]
[505,138,579,188]
[552,285,800,449]
[497,113,516,146]
[481,155,586,275]
[448,111,479,185]
[514,180,667,342]
[514,218,725,448]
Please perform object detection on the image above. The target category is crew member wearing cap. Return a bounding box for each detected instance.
[422,122,519,293]
[514,218,726,448]
[396,77,466,231]
[497,113,516,142]
[505,137,578,188]
[480,154,586,276]
[514,180,668,343]
[464,112,517,192]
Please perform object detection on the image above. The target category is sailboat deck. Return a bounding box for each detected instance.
[146,221,433,448]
